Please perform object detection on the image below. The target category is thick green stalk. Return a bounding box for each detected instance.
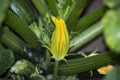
[32,0,48,17]
[48,52,116,75]
[53,60,59,80]
[74,6,105,33]
[45,0,59,17]
[66,0,89,31]
[0,27,25,54]
[70,22,103,52]
[5,10,40,50]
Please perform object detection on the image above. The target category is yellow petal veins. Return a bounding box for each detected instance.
[51,16,69,61]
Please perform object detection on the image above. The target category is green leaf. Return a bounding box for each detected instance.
[103,66,120,80]
[54,0,66,18]
[30,74,46,80]
[10,59,35,76]
[45,0,59,17]
[29,21,51,47]
[104,0,120,8]
[0,0,9,24]
[102,9,120,53]
[0,49,14,75]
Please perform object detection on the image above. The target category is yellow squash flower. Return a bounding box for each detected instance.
[97,64,114,75]
[51,16,69,61]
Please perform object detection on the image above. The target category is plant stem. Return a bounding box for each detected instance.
[53,60,59,80]
[16,75,21,80]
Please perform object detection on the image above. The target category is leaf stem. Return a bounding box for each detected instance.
[53,60,59,80]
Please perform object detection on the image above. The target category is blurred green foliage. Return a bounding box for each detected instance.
[0,0,9,24]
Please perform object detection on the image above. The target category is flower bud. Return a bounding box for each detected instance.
[51,16,69,61]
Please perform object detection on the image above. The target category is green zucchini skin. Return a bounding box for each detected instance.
[47,52,116,75]
[9,0,36,25]
[5,11,40,50]
[0,27,25,54]
[70,22,103,52]
[0,27,39,60]
[5,0,41,51]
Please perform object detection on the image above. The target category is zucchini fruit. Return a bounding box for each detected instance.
[48,52,116,75]
[4,0,41,51]
[0,27,25,54]
[5,10,40,51]
[9,0,35,25]
[70,22,103,52]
